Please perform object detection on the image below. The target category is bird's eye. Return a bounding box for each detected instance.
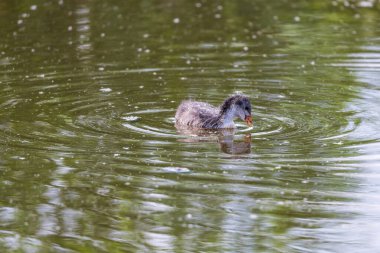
[245,106,249,111]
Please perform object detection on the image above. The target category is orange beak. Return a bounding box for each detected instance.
[244,115,253,126]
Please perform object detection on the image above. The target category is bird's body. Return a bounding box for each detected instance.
[175,94,252,129]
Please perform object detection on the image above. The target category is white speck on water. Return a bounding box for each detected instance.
[21,13,29,18]
[37,74,45,78]
[358,0,374,7]
[185,213,192,219]
[310,60,315,65]
[144,49,150,53]
[195,2,202,8]
[17,19,23,25]
[302,179,309,184]
[98,67,105,71]
[143,33,149,38]
[173,18,180,24]
[217,5,223,10]
[233,64,239,68]
[122,116,140,122]
[180,77,187,80]
[243,46,249,51]
[137,48,142,52]
[294,16,301,22]
[59,0,64,5]
[249,214,258,220]
[67,26,72,31]
[16,156,26,160]
[113,153,120,157]
[123,146,130,150]
[30,5,37,11]
[38,91,44,94]
[101,33,105,37]
[99,87,112,92]
[214,13,222,19]
[139,85,144,89]
[186,60,191,65]
[162,167,190,173]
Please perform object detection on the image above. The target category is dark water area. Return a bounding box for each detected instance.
[1,0,380,252]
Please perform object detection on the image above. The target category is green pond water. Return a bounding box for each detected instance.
[1,0,380,252]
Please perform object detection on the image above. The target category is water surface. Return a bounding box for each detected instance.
[1,1,380,252]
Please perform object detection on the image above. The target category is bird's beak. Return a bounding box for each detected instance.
[244,115,253,126]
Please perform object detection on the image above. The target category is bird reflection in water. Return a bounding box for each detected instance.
[176,124,251,155]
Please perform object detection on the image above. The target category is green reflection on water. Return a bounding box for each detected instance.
[1,0,380,252]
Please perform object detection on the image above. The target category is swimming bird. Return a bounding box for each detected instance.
[175,94,253,129]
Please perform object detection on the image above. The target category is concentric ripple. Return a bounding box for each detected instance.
[0,81,362,156]
[122,109,179,138]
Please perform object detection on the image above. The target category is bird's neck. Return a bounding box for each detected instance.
[219,107,236,128]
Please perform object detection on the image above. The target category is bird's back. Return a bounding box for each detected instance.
[175,100,220,128]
